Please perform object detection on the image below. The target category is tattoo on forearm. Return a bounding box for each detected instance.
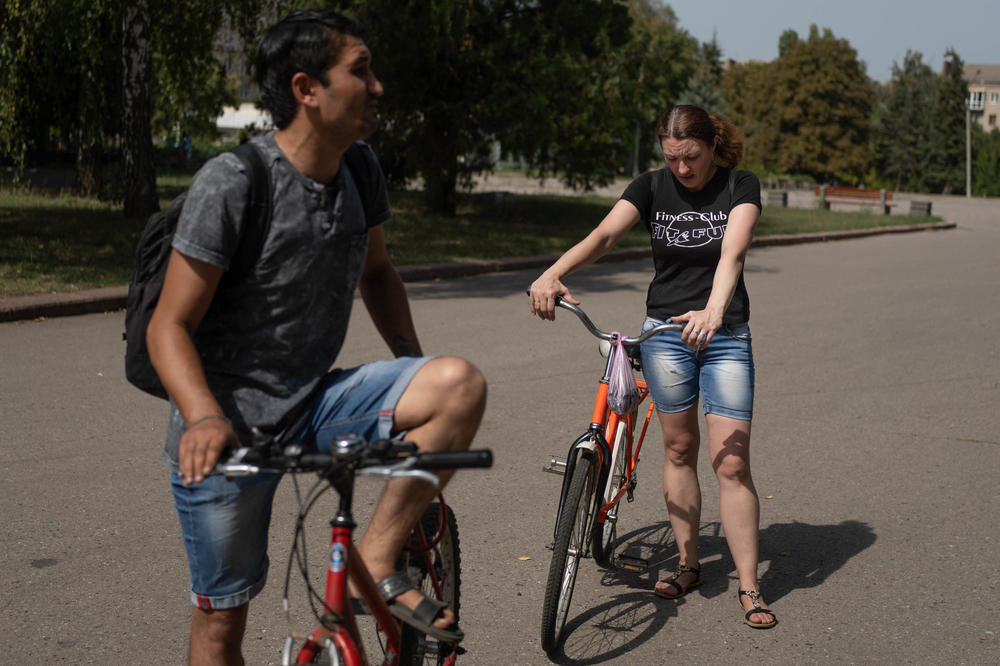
[392,336,422,357]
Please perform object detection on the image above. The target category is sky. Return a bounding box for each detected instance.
[664,0,1000,82]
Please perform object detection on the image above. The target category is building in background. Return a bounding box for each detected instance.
[213,18,273,139]
[964,64,1000,132]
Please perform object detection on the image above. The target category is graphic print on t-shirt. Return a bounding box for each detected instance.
[650,210,727,248]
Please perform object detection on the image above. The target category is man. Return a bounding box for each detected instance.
[147,10,486,665]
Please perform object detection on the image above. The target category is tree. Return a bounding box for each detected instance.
[722,60,779,169]
[334,0,639,214]
[122,0,157,217]
[678,31,728,115]
[871,50,937,191]
[871,48,969,193]
[926,48,967,193]
[971,126,1000,197]
[0,0,123,195]
[723,25,875,180]
[770,25,874,182]
[616,0,696,175]
[777,29,798,58]
[1,0,263,215]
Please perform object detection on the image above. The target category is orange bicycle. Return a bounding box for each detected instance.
[538,297,681,655]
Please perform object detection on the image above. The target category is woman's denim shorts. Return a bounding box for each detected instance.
[170,356,431,610]
[639,316,755,421]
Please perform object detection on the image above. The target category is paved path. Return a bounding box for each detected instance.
[1,194,998,664]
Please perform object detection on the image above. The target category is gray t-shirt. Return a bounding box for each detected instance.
[163,133,391,464]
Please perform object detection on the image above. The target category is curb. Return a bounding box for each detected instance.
[0,221,956,324]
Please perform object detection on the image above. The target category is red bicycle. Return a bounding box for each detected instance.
[215,435,492,665]
[537,297,681,654]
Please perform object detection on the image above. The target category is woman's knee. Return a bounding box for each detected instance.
[662,431,699,466]
[713,451,750,484]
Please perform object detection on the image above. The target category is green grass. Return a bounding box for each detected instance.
[0,180,941,298]
[383,190,651,265]
[756,206,937,236]
[0,189,141,298]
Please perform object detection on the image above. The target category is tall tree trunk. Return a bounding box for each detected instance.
[424,166,458,216]
[75,139,100,197]
[122,0,158,218]
[76,54,101,196]
[423,118,458,215]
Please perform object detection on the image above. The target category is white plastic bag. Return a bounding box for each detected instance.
[606,333,640,415]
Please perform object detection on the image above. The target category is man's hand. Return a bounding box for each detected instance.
[178,416,239,485]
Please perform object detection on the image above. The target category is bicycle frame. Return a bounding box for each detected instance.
[292,469,452,665]
[551,350,655,544]
[595,382,656,522]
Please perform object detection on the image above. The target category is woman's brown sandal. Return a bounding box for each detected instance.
[739,589,777,629]
[654,563,702,599]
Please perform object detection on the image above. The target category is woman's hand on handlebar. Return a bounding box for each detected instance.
[672,309,722,351]
[529,274,579,321]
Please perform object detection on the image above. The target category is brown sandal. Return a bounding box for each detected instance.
[654,563,702,599]
[739,589,777,629]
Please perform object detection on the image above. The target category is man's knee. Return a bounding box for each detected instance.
[395,357,487,443]
[428,357,487,413]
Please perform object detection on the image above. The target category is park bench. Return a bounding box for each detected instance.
[814,185,897,215]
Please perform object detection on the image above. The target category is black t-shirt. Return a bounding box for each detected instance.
[621,166,761,325]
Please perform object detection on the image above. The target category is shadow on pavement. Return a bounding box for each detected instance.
[553,591,678,665]
[403,259,652,302]
[548,518,875,663]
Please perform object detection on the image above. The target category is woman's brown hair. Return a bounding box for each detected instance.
[656,104,744,169]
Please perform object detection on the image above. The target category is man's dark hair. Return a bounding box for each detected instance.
[256,10,365,129]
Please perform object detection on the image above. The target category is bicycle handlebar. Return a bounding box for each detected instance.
[214,435,493,487]
[552,297,682,345]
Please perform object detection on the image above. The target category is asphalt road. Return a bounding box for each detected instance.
[2,193,998,664]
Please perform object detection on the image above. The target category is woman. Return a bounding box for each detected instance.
[528,104,776,629]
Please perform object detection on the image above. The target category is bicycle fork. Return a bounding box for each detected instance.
[551,426,611,546]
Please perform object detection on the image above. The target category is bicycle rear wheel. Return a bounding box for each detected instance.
[540,453,597,655]
[592,413,635,565]
[400,502,461,666]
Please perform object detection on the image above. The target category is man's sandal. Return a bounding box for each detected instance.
[738,589,777,629]
[654,563,702,599]
[376,572,464,643]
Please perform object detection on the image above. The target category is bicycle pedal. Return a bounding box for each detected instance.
[542,454,567,476]
[615,554,649,571]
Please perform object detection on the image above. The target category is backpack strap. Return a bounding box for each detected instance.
[342,141,372,218]
[227,141,272,278]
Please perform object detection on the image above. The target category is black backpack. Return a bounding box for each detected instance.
[123,142,271,398]
[124,141,375,399]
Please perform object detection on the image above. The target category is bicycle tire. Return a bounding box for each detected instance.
[400,502,461,666]
[540,453,597,655]
[591,416,631,566]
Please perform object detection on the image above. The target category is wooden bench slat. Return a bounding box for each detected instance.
[813,185,895,214]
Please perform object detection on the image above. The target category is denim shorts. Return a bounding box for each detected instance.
[170,356,432,609]
[639,316,755,421]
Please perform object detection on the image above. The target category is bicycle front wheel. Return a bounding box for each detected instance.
[540,453,597,655]
[400,502,461,666]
